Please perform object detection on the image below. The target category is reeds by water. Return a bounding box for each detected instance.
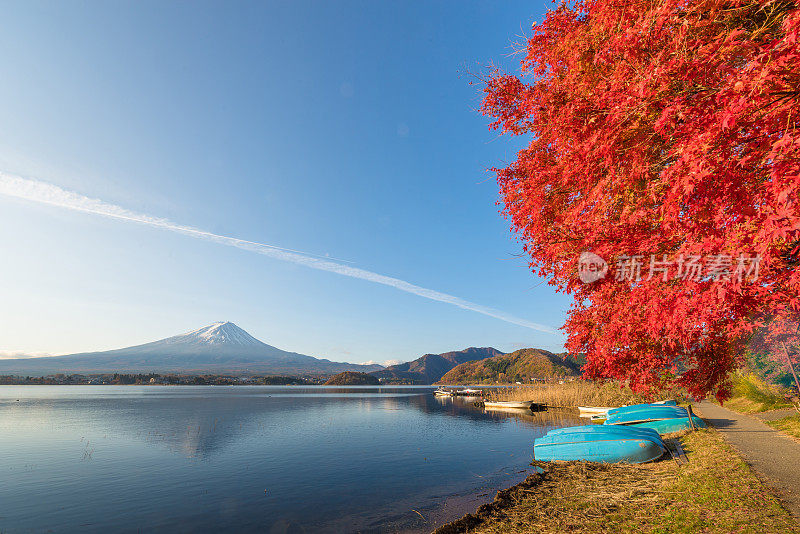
[484,381,676,407]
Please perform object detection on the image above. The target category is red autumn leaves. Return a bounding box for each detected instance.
[482,0,800,398]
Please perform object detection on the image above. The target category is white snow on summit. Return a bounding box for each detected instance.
[168,322,265,347]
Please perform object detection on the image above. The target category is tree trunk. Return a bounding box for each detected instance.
[780,341,800,407]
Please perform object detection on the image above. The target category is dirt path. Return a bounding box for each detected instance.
[696,401,800,517]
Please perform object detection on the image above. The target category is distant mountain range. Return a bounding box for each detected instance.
[0,322,383,376]
[437,348,583,384]
[369,347,504,384]
[0,323,579,383]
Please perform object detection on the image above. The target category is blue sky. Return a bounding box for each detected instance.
[0,0,569,364]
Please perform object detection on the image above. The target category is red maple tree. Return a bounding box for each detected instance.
[481,0,800,398]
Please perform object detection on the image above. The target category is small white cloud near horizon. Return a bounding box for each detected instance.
[363,359,403,367]
[0,350,54,360]
[0,171,563,338]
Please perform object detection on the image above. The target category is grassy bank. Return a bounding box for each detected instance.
[486,381,665,407]
[435,429,798,534]
[717,373,800,442]
[767,415,800,440]
[722,373,792,414]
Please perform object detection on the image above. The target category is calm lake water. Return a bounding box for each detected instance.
[0,386,581,533]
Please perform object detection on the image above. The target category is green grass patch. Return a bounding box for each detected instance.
[724,373,792,414]
[437,430,798,534]
[766,414,800,440]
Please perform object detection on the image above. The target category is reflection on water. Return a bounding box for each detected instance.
[0,386,580,533]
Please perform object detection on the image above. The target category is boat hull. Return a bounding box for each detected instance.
[547,425,662,439]
[578,406,614,416]
[604,406,689,425]
[607,403,683,416]
[434,388,482,397]
[534,427,667,463]
[628,416,706,435]
[484,401,532,410]
[580,401,678,419]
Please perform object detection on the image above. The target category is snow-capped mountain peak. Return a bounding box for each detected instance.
[0,320,386,375]
[177,321,264,347]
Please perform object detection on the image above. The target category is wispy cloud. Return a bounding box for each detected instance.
[0,172,562,336]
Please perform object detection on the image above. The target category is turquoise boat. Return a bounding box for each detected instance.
[534,425,668,463]
[607,402,680,416]
[628,416,706,435]
[546,424,662,439]
[604,406,689,425]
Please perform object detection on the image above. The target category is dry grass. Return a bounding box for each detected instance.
[435,429,798,534]
[484,381,673,407]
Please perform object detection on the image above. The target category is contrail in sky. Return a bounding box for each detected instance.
[0,172,560,335]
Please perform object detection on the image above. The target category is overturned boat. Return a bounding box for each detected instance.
[628,416,706,435]
[534,425,668,463]
[604,405,691,425]
[578,400,677,418]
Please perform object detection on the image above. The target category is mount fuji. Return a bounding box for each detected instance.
[0,322,384,376]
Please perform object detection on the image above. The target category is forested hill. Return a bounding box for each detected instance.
[437,348,583,384]
[324,371,380,385]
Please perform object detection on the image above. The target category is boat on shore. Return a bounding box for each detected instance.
[628,416,706,434]
[604,405,690,425]
[534,425,668,463]
[610,401,677,414]
[578,400,677,418]
[433,387,485,397]
[483,400,535,410]
[577,406,616,417]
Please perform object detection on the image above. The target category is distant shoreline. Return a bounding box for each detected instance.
[0,373,326,386]
[0,374,441,386]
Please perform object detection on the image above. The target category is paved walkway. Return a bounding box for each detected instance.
[696,401,800,517]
